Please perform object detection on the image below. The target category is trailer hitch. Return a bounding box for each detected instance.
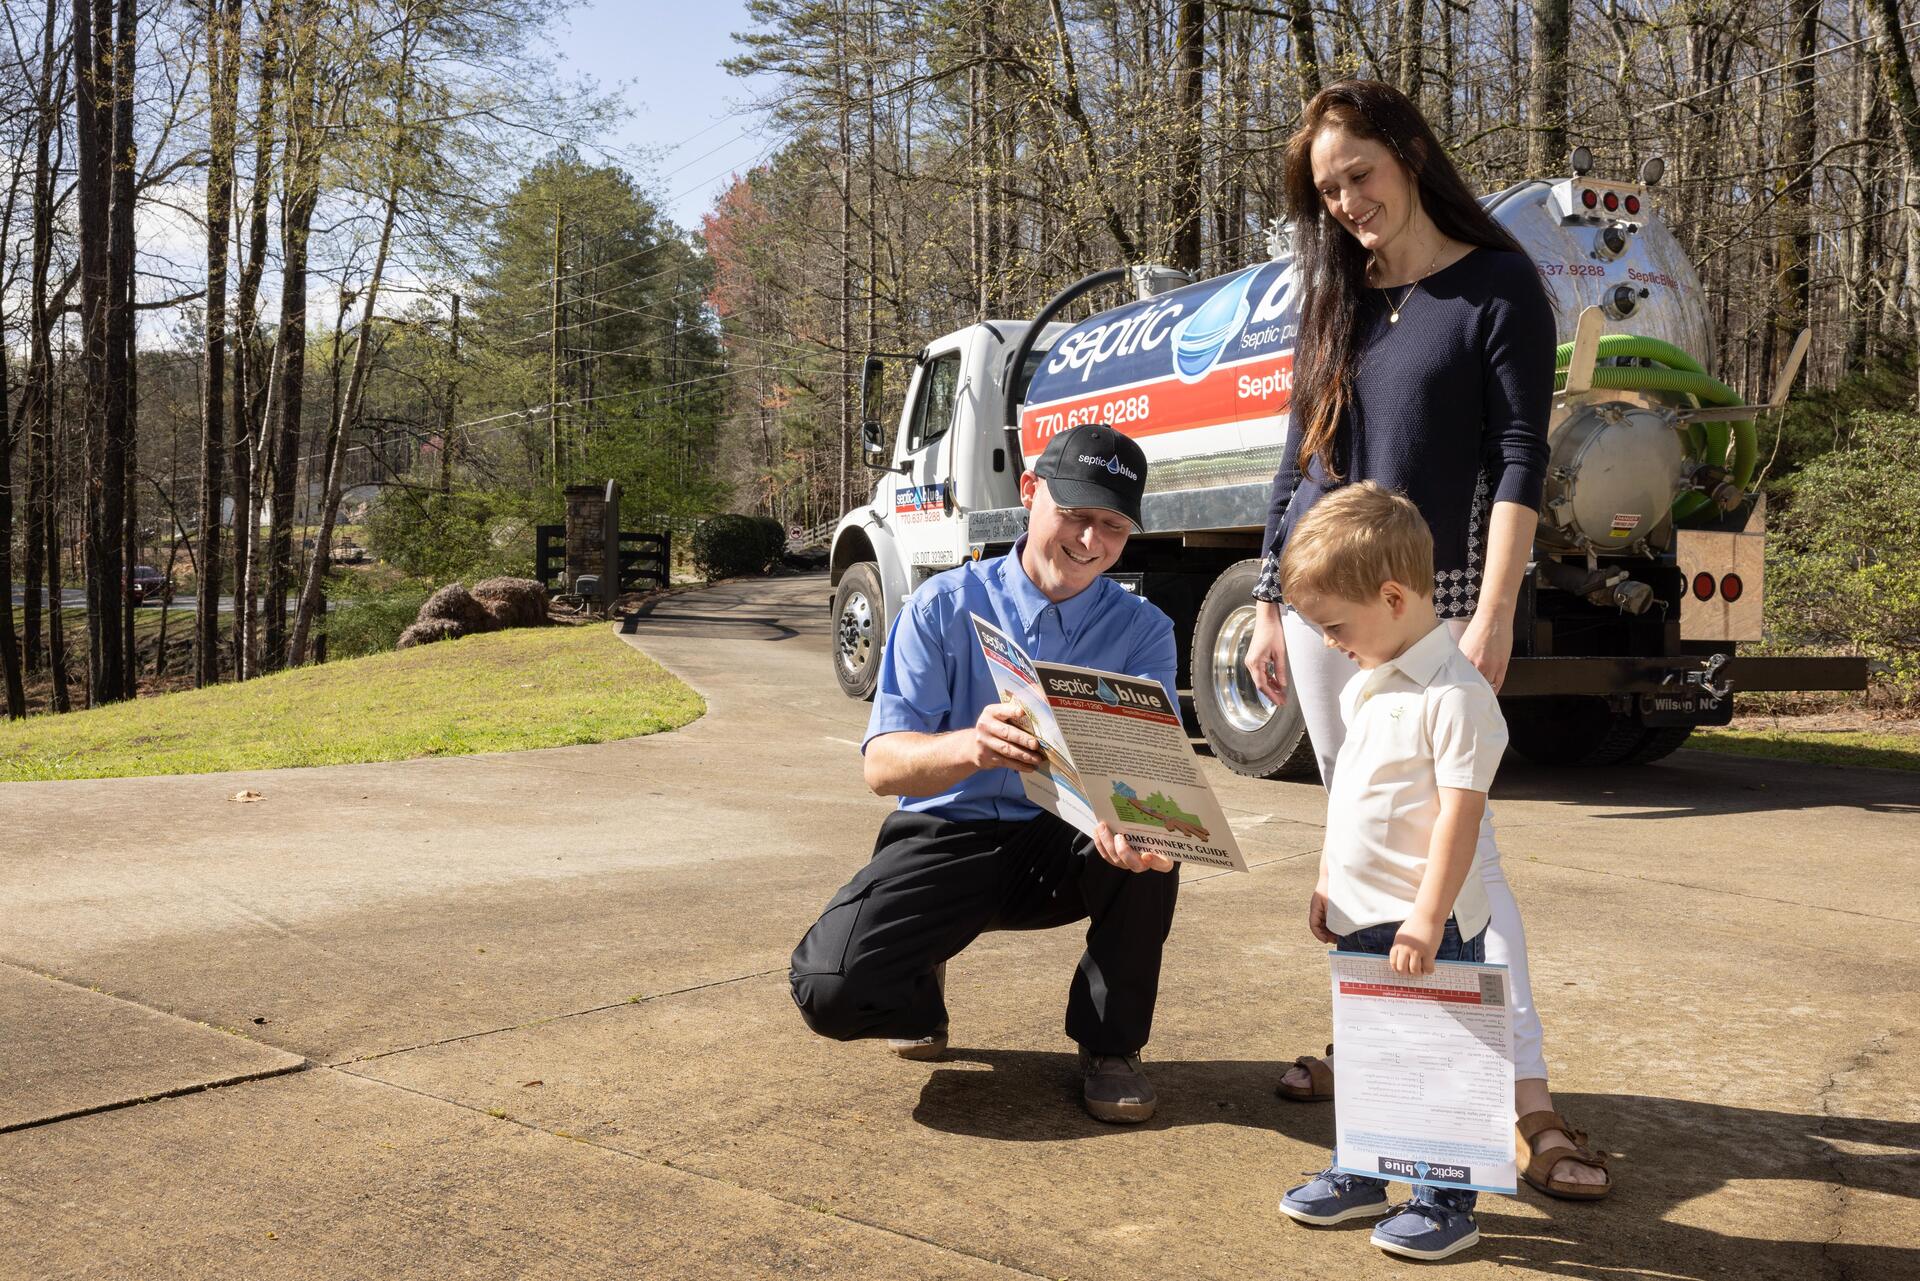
[1666,652,1732,701]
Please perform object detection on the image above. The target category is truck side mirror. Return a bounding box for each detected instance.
[859,354,897,469]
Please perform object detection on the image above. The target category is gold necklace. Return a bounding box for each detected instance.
[1376,248,1444,324]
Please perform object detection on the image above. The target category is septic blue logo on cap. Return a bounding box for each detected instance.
[1170,268,1257,384]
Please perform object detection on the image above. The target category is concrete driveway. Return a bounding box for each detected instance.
[2,573,1915,1279]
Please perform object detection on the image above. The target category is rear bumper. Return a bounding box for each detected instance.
[1502,654,1870,697]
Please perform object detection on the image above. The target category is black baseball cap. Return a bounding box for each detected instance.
[1033,423,1148,532]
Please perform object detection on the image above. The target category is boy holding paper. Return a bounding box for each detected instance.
[1273,481,1508,1262]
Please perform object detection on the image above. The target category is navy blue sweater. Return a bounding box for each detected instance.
[1257,247,1554,618]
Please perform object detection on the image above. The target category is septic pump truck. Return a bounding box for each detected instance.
[825,167,1869,774]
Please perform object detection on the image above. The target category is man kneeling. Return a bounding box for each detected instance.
[789,424,1180,1123]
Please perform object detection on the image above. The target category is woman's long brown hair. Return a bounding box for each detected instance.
[1284,80,1526,480]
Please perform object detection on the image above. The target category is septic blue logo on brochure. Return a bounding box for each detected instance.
[1379,1156,1471,1185]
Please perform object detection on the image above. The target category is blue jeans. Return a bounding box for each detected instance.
[1336,917,1487,1216]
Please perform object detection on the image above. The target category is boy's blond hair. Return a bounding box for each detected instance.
[1279,480,1435,602]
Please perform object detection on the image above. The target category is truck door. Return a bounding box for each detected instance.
[892,344,968,575]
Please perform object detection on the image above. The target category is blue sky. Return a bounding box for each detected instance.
[549,1,778,233]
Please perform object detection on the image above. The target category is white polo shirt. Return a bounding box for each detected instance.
[1322,620,1507,939]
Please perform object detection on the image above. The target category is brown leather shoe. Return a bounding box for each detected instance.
[1079,1047,1157,1123]
[885,963,947,1060]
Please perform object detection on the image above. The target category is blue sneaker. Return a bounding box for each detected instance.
[1370,1200,1480,1260]
[1278,1167,1390,1225]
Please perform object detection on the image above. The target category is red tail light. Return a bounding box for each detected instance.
[1581,189,1598,209]
[1603,191,1620,212]
[1720,573,1744,603]
[1692,572,1715,601]
[1625,194,1641,215]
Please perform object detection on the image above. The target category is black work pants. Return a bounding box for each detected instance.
[788,808,1180,1056]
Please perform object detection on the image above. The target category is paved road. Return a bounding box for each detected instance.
[1,574,1915,1278]
[10,587,316,615]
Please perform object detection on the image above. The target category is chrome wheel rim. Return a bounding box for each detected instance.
[837,590,874,677]
[1211,603,1276,733]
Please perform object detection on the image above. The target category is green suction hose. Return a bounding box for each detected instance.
[1551,333,1756,525]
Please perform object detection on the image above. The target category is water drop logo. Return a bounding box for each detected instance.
[1414,1162,1431,1181]
[1170,268,1256,383]
[1095,678,1120,706]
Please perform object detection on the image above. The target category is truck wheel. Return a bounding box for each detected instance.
[1615,724,1694,766]
[1191,560,1318,779]
[832,562,885,701]
[1503,696,1646,767]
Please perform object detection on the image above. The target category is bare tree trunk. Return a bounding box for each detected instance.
[1170,0,1204,273]
[1525,0,1569,174]
[288,189,396,666]
[232,0,282,679]
[264,26,316,672]
[75,0,124,705]
[289,7,417,666]
[110,0,138,698]
[1848,60,1885,369]
[1772,0,1818,376]
[0,297,26,718]
[1868,0,1920,400]
[1395,0,1425,97]
[1287,0,1321,101]
[198,0,241,686]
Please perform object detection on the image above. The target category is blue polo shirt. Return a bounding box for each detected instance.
[864,536,1179,821]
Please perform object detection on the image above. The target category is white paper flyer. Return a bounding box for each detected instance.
[1329,951,1517,1194]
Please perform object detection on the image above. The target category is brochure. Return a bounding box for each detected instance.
[1328,951,1518,1194]
[971,613,1246,871]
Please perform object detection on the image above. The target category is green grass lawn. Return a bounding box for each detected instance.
[0,624,703,781]
[1688,726,1920,773]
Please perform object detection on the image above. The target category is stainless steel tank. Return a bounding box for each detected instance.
[1486,179,1715,559]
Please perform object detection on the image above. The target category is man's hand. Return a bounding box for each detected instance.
[1389,911,1444,976]
[962,702,1044,773]
[1244,600,1289,705]
[1308,883,1337,944]
[1094,820,1174,873]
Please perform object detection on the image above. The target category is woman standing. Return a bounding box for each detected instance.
[1244,79,1611,1199]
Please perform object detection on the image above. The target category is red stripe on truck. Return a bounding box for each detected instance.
[1019,351,1295,457]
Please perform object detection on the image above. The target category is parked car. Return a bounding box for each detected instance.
[129,564,172,606]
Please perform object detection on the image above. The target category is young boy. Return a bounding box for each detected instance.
[1273,481,1509,1262]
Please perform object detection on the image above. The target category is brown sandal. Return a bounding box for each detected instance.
[1275,1043,1335,1102]
[1516,1110,1613,1200]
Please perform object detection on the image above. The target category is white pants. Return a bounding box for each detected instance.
[1282,608,1550,1082]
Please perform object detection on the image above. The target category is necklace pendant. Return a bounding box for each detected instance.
[1389,311,1399,324]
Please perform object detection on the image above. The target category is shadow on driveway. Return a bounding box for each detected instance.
[912,1054,1920,1280]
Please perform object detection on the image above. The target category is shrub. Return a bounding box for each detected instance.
[690,513,787,582]
[365,487,536,584]
[1764,411,1920,706]
[325,580,430,659]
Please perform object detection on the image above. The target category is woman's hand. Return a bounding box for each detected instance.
[1245,600,1289,705]
[1458,609,1514,693]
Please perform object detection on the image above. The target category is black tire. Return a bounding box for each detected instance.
[1190,560,1319,779]
[1503,696,1647,767]
[831,562,885,701]
[1615,724,1694,766]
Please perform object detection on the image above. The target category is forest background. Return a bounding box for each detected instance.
[1,0,1916,719]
